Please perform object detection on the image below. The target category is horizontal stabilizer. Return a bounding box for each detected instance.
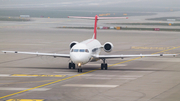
[68,16,128,20]
[68,15,128,40]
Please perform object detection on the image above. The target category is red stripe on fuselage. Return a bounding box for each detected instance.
[86,39,95,45]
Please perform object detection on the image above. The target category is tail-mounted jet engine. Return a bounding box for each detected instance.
[103,42,113,52]
[69,41,79,49]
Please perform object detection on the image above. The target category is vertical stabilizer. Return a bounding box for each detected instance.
[68,15,128,39]
[93,15,98,39]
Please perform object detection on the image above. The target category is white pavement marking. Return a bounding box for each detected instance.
[118,75,143,77]
[0,74,10,77]
[0,74,65,77]
[86,64,127,66]
[80,75,143,78]
[62,84,119,88]
[82,75,143,80]
[53,72,75,74]
[85,77,137,80]
[0,87,51,91]
[132,68,158,70]
[11,76,36,77]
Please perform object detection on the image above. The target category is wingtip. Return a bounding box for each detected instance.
[173,54,178,57]
[2,51,6,53]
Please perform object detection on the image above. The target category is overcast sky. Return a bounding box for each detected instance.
[0,0,179,8]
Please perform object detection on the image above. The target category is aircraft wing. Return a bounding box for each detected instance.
[68,16,95,19]
[98,17,128,19]
[2,51,70,58]
[95,54,177,59]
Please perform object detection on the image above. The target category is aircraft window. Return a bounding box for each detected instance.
[73,49,78,52]
[80,49,85,52]
[71,49,89,53]
[85,49,89,53]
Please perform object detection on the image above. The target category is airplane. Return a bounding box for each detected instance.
[2,15,177,72]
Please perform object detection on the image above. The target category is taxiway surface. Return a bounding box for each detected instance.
[0,19,180,101]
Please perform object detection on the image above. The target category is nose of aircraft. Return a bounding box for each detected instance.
[70,52,90,65]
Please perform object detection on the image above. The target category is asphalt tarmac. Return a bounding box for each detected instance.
[0,18,180,101]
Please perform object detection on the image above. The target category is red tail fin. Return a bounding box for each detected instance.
[93,15,98,39]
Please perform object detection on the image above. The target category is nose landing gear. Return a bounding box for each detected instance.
[77,63,82,72]
[78,68,82,72]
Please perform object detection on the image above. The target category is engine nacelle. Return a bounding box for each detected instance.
[69,41,78,49]
[103,42,113,52]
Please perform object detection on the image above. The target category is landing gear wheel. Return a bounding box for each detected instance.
[101,63,108,70]
[78,68,82,72]
[69,63,72,69]
[73,63,75,69]
[105,64,108,70]
[69,62,75,69]
[101,64,104,70]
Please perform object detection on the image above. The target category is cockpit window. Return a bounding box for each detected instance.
[71,49,89,53]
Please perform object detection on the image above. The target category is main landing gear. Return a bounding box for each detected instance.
[69,62,75,69]
[101,59,108,70]
[69,60,108,72]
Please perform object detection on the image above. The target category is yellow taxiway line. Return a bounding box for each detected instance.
[6,99,44,101]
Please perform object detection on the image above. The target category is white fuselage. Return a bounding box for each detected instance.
[70,39,102,65]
